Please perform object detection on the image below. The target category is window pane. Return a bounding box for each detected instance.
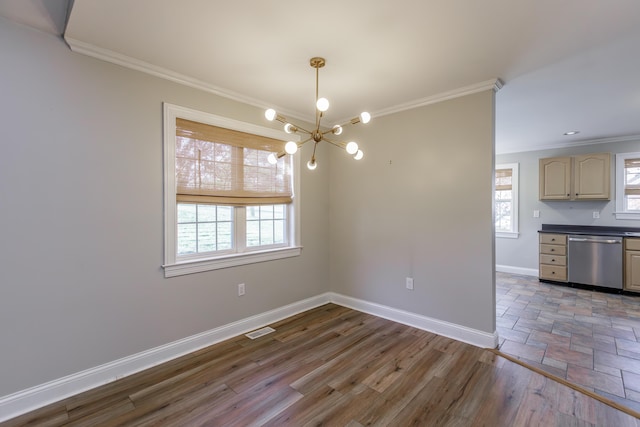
[274,219,285,243]
[217,222,233,250]
[177,204,234,256]
[177,204,197,223]
[495,201,512,231]
[217,206,233,221]
[260,221,274,245]
[260,205,274,219]
[198,205,216,222]
[247,220,260,247]
[274,204,285,219]
[626,166,640,185]
[627,195,640,211]
[246,205,260,221]
[198,223,217,252]
[177,223,197,255]
[495,190,512,202]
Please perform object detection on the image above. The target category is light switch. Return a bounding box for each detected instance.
[593,211,600,219]
[533,210,540,218]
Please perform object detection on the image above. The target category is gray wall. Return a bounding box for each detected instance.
[0,16,499,399]
[496,138,640,272]
[328,91,497,333]
[0,18,330,396]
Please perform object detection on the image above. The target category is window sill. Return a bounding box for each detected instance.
[163,246,302,278]
[496,231,519,239]
[614,212,640,220]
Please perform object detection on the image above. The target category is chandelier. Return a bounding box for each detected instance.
[265,57,370,170]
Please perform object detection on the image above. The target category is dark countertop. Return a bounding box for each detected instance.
[539,224,640,237]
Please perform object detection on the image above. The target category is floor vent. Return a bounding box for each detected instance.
[245,326,276,340]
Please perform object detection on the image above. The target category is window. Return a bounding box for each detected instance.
[495,163,519,238]
[163,103,301,277]
[615,152,640,220]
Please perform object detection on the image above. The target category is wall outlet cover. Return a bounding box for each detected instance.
[406,277,414,290]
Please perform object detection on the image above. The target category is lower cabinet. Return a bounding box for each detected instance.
[625,239,640,292]
[539,233,567,282]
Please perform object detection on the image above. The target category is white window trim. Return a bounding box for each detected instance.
[495,162,519,239]
[615,152,640,220]
[162,103,301,277]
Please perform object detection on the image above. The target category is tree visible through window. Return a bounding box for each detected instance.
[624,158,640,211]
[615,153,640,220]
[163,103,301,277]
[495,163,519,238]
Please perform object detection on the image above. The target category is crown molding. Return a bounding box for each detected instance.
[63,37,308,123]
[497,134,640,155]
[64,37,503,126]
[355,78,503,124]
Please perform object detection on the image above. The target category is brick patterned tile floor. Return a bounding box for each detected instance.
[497,271,640,413]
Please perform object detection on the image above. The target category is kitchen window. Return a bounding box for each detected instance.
[615,152,640,220]
[163,103,301,277]
[495,163,519,238]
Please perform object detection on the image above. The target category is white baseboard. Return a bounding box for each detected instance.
[496,264,538,277]
[0,293,331,422]
[0,292,498,422]
[329,293,498,349]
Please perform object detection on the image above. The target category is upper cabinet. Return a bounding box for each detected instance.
[539,157,571,200]
[539,153,610,201]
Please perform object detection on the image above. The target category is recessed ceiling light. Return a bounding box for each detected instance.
[564,131,579,135]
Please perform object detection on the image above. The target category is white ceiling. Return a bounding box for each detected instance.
[2,0,640,154]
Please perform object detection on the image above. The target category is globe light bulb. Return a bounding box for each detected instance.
[346,141,359,155]
[354,150,364,160]
[332,125,343,135]
[285,141,298,155]
[284,123,295,134]
[265,109,276,121]
[307,160,317,170]
[360,112,371,124]
[267,153,278,164]
[316,97,329,112]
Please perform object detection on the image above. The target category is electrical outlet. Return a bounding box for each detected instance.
[238,283,245,296]
[593,211,600,219]
[406,277,414,290]
[533,210,540,218]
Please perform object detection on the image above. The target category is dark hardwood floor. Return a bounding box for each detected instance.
[3,303,639,426]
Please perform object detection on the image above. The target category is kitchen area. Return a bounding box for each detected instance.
[495,142,640,412]
[537,152,640,293]
[539,224,640,292]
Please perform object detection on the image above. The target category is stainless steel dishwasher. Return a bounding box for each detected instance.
[568,235,623,289]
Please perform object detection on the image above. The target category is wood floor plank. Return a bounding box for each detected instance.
[357,348,451,426]
[0,404,68,427]
[261,385,345,427]
[3,303,640,426]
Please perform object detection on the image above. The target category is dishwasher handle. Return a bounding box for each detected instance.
[568,237,621,244]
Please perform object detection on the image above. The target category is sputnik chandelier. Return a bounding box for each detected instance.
[265,57,370,170]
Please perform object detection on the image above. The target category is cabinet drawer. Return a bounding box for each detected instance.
[540,244,567,256]
[539,265,567,281]
[540,254,566,266]
[626,238,640,251]
[539,234,567,245]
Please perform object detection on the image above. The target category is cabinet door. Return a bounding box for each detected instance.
[573,153,610,200]
[539,157,571,200]
[625,250,640,292]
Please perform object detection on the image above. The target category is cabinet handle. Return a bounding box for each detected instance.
[550,248,555,252]
[552,259,555,262]
[551,271,555,275]
[576,193,579,196]
[567,194,570,196]
[551,238,555,241]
